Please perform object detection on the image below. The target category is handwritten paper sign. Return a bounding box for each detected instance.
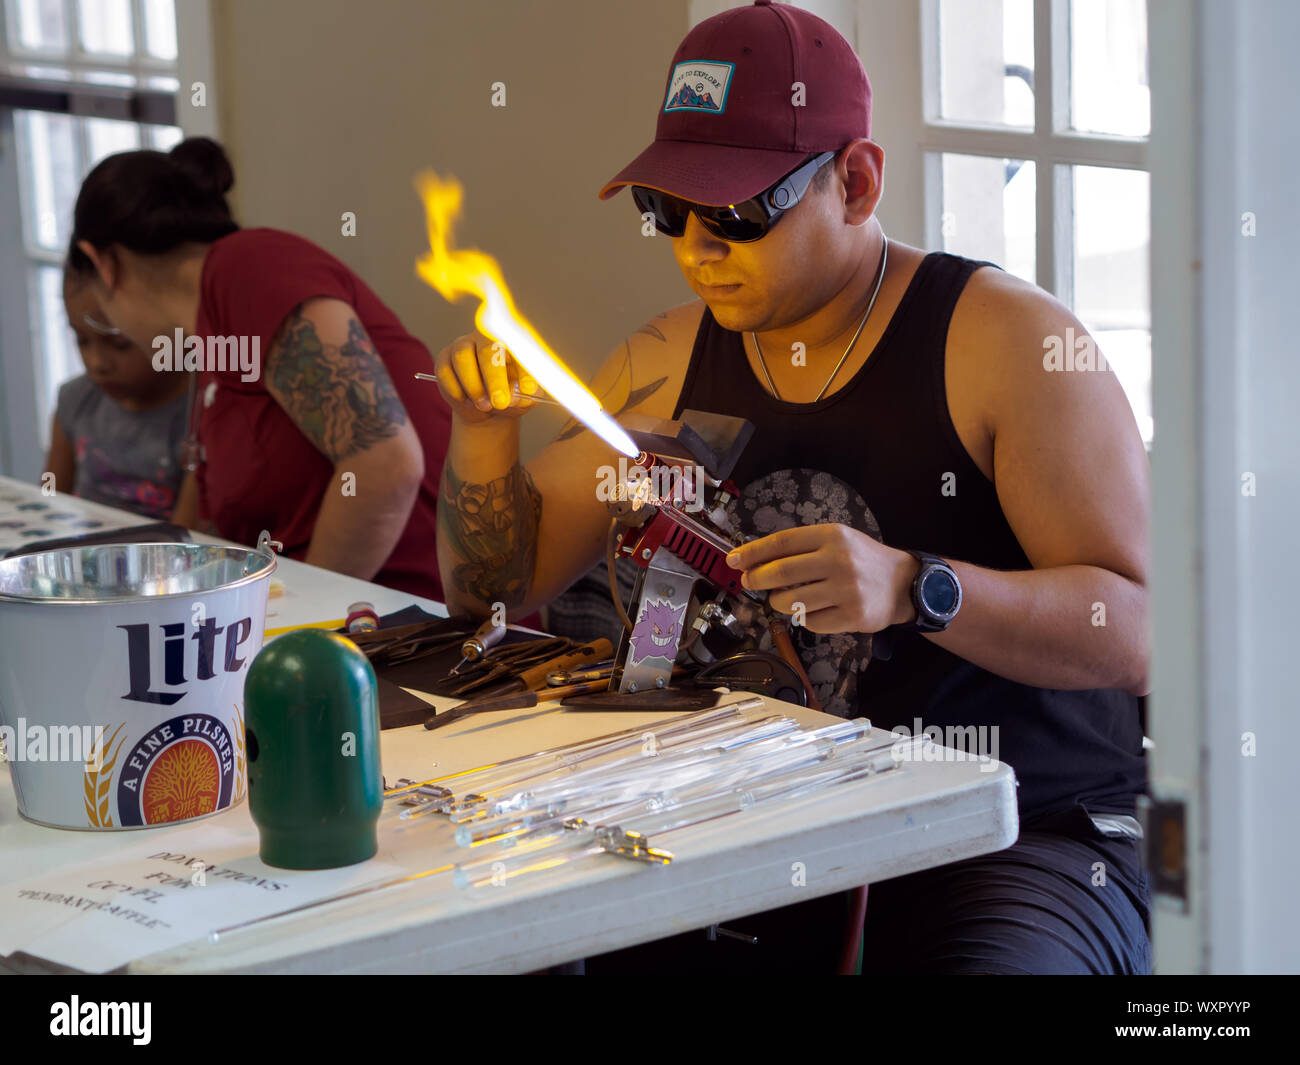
[0,825,401,972]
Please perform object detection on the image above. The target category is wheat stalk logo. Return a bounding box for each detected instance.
[141,741,219,821]
[233,703,247,801]
[83,723,126,829]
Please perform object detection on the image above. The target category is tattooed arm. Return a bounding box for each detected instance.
[435,303,701,619]
[439,459,542,609]
[264,297,423,581]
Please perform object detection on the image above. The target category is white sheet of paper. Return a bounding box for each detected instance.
[0,824,402,972]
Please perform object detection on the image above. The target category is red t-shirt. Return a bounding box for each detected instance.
[193,228,450,602]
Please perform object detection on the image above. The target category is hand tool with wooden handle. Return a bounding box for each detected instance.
[423,639,613,731]
[452,638,612,703]
[449,617,508,675]
[513,638,612,691]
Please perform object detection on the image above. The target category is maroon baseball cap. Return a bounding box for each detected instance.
[598,0,872,207]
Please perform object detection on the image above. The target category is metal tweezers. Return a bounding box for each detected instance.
[346,619,473,667]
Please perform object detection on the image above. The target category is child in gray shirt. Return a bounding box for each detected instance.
[44,268,190,520]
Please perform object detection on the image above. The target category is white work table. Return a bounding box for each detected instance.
[0,477,1019,973]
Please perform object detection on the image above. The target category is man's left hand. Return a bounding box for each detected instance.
[726,524,920,635]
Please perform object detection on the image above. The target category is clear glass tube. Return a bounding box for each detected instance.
[458,725,893,850]
[452,740,907,890]
[455,717,865,827]
[397,703,754,820]
[440,714,799,823]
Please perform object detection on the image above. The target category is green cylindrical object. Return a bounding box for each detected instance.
[244,629,382,869]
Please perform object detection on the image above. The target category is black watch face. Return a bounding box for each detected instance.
[920,568,959,618]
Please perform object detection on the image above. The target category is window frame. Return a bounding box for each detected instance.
[917,0,1149,304]
[0,0,216,479]
[3,0,175,68]
[0,0,180,122]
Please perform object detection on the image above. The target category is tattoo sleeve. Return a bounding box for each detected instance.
[438,461,543,608]
[266,309,408,462]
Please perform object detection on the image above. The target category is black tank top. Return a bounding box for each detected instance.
[672,251,1146,825]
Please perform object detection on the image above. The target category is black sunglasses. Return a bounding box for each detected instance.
[631,151,837,243]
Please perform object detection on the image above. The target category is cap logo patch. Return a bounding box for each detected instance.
[664,60,735,114]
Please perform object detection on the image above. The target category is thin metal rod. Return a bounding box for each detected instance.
[412,372,564,406]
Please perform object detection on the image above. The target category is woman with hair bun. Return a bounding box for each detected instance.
[67,137,451,600]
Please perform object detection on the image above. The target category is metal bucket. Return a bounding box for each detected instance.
[0,535,277,830]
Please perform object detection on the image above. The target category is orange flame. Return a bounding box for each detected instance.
[414,172,639,458]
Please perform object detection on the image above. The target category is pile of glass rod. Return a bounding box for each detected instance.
[385,700,926,891]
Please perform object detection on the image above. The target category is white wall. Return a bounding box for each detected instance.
[1211,0,1300,974]
[1149,0,1300,974]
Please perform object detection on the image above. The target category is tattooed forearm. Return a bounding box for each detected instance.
[267,310,408,462]
[556,337,668,442]
[438,461,543,608]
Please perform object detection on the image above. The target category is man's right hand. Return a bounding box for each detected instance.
[433,331,541,423]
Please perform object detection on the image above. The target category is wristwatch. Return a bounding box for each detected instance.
[903,551,962,633]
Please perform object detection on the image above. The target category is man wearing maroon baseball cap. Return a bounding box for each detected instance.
[434,2,1151,976]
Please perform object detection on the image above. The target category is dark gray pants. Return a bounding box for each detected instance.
[860,804,1152,975]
